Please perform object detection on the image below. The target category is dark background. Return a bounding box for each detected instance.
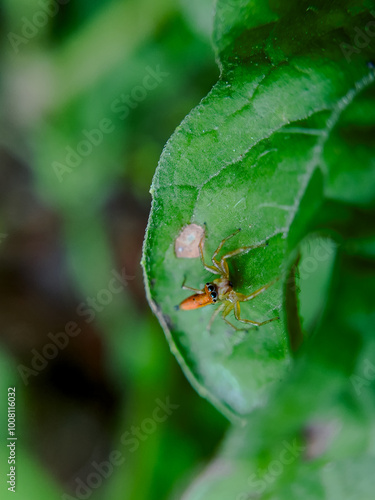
[0,1,229,498]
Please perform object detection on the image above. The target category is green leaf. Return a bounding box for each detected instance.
[142,0,375,420]
[182,245,375,500]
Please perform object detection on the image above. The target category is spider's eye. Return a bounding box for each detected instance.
[210,291,217,300]
[207,284,215,292]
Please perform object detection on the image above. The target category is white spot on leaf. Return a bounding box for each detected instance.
[175,224,205,258]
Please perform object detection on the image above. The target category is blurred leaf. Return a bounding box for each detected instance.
[182,249,375,500]
[179,0,215,39]
[0,2,228,500]
[0,353,63,499]
[51,0,176,109]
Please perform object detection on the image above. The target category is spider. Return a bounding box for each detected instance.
[177,229,279,331]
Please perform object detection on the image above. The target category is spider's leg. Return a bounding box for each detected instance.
[234,301,279,327]
[204,230,242,278]
[223,317,240,330]
[240,278,279,302]
[207,303,225,332]
[219,241,267,277]
[181,277,204,293]
[182,285,204,293]
[199,234,221,275]
[211,229,241,267]
[182,285,204,294]
[220,301,239,330]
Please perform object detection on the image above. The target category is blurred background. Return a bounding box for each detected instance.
[0,1,229,498]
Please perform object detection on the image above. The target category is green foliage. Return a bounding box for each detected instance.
[1,2,223,500]
[143,0,375,497]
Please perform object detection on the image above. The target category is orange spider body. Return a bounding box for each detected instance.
[179,280,233,310]
[177,229,279,331]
